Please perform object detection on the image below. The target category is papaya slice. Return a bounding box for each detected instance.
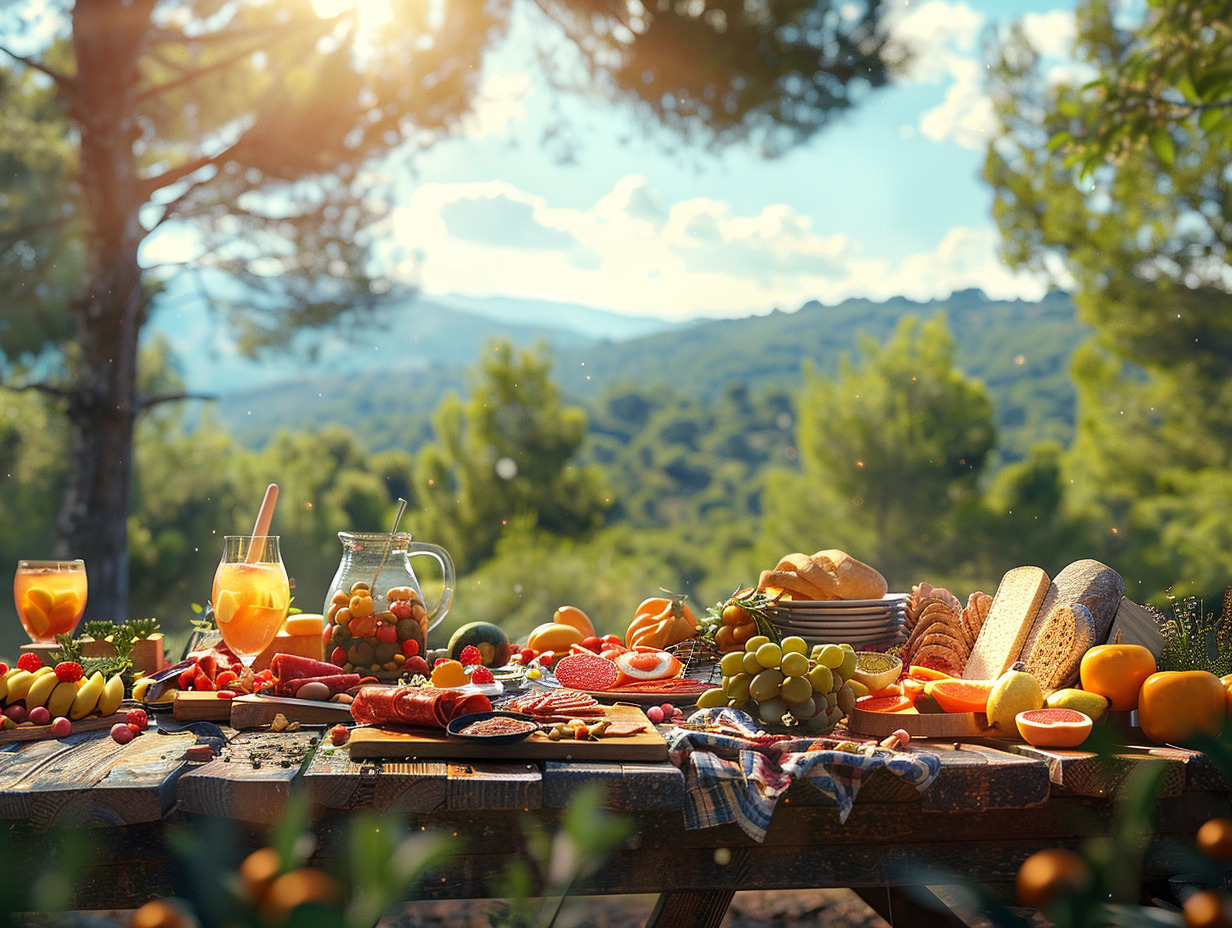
[906,664,954,682]
[855,693,916,713]
[927,678,995,714]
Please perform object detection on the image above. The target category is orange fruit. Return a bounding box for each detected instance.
[259,869,342,925]
[1015,708,1093,748]
[1184,889,1232,928]
[130,899,196,928]
[1196,817,1232,861]
[1079,641,1156,711]
[552,605,596,638]
[238,846,282,901]
[927,678,995,714]
[527,621,586,654]
[1015,847,1091,909]
[1138,670,1227,745]
[855,693,916,713]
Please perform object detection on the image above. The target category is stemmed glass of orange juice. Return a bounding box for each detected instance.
[211,536,289,666]
[14,559,87,643]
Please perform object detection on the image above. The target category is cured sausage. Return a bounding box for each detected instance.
[553,653,622,691]
[350,685,492,729]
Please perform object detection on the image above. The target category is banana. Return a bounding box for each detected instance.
[97,673,125,717]
[47,680,79,720]
[3,670,35,703]
[24,671,60,710]
[70,672,106,720]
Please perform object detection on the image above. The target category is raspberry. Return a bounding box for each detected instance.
[470,666,495,684]
[125,708,149,731]
[54,661,85,682]
[459,645,482,666]
[17,653,43,672]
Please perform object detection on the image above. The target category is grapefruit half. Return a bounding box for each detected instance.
[1015,707,1093,747]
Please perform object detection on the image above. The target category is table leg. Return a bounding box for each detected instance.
[853,885,981,927]
[646,889,735,928]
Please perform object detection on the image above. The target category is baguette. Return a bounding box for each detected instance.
[1021,603,1095,691]
[962,566,1051,680]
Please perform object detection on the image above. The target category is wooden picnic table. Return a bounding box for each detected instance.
[1,713,1228,928]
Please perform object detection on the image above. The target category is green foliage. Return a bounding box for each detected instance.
[413,340,610,574]
[1157,588,1232,675]
[983,0,1232,607]
[760,315,998,589]
[1051,0,1232,177]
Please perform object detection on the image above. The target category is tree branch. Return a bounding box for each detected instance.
[0,43,75,93]
[136,391,215,415]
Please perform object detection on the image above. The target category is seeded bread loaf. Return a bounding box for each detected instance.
[1020,603,1096,691]
[962,566,1051,680]
[1032,559,1125,646]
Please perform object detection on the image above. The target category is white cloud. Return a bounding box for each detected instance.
[890,2,1079,150]
[389,175,1052,319]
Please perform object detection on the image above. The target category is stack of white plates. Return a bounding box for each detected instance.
[772,594,909,650]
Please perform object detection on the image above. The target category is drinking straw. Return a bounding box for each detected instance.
[371,497,408,589]
[247,483,279,563]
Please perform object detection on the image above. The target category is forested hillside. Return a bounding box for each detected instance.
[216,289,1083,466]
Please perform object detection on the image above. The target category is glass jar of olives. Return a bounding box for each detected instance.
[322,532,454,679]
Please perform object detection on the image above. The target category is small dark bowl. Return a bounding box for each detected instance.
[446,711,539,745]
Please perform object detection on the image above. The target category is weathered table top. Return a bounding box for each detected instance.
[2,715,1227,928]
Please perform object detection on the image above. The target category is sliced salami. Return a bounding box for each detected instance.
[351,685,493,729]
[554,653,622,691]
[271,653,347,681]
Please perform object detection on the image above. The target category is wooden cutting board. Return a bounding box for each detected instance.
[846,707,996,739]
[173,691,237,723]
[0,712,126,744]
[230,694,354,730]
[347,704,667,761]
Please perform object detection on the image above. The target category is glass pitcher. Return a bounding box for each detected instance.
[322,531,454,679]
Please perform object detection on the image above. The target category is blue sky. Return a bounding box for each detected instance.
[372,0,1085,321]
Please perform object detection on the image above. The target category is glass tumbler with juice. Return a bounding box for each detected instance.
[14,559,87,642]
[211,535,289,665]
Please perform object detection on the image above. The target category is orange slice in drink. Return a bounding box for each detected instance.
[215,589,240,624]
[22,598,51,637]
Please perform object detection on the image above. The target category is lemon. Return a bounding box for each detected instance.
[986,665,1044,734]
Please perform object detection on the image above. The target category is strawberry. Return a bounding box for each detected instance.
[329,724,350,746]
[125,708,149,732]
[459,645,482,667]
[17,653,43,672]
[470,666,495,684]
[54,661,85,682]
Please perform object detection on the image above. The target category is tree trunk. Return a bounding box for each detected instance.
[55,1,157,621]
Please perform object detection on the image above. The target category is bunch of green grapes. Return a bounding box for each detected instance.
[697,634,860,732]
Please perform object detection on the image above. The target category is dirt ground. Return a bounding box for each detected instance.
[379,889,893,927]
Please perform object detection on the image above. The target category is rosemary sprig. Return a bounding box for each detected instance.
[1158,586,1232,676]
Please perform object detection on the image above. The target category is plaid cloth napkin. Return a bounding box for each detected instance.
[665,707,940,842]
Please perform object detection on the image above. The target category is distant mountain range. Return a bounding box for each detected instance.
[145,278,684,395]
[145,283,1086,463]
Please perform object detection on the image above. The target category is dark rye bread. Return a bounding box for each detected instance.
[1021,603,1096,691]
[1029,559,1125,647]
[962,566,1051,680]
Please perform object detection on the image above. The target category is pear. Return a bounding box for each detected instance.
[97,673,125,717]
[47,680,80,720]
[986,662,1044,735]
[1046,687,1109,724]
[70,672,106,719]
[24,670,61,710]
